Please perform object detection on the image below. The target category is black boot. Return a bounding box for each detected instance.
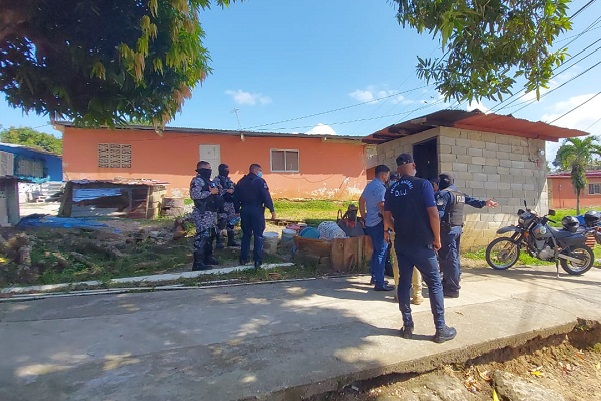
[215,232,225,249]
[227,229,240,247]
[192,250,210,271]
[203,237,219,265]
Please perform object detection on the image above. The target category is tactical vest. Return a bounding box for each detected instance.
[194,179,224,213]
[441,189,466,226]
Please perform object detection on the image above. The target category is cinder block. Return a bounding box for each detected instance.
[485,142,499,151]
[511,160,525,169]
[456,155,471,164]
[456,138,470,147]
[472,156,486,165]
[470,139,486,149]
[439,136,455,146]
[452,146,467,156]
[452,162,468,172]
[468,147,483,157]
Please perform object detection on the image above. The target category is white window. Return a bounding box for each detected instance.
[589,183,601,195]
[98,143,131,168]
[199,145,221,176]
[271,149,299,172]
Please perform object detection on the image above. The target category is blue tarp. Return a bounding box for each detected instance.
[17,215,119,232]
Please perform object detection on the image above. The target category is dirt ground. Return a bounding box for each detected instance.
[310,322,601,401]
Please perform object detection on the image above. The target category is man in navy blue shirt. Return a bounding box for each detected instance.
[359,164,393,291]
[384,153,456,343]
[436,173,498,298]
[233,163,276,269]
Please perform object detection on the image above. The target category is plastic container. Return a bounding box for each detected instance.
[263,231,279,254]
[299,226,320,239]
[281,228,297,243]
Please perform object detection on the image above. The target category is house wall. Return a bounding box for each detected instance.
[548,176,601,210]
[62,127,367,200]
[376,127,548,250]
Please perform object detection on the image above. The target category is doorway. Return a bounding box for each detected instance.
[413,138,438,180]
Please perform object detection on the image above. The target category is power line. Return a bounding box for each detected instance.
[548,91,601,124]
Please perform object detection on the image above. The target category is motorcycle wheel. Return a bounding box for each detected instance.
[560,246,594,275]
[486,237,520,270]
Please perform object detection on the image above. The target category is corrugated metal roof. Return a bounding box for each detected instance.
[53,121,364,142]
[363,109,588,144]
[548,170,601,178]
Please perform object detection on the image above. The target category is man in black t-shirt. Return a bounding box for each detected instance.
[383,153,456,344]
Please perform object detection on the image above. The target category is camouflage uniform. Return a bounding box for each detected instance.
[216,174,239,248]
[190,174,219,269]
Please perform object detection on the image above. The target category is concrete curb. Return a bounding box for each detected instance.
[0,262,295,296]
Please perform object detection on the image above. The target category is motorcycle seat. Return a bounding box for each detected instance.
[548,226,579,239]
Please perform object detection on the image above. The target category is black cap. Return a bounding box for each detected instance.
[439,173,453,190]
[396,153,414,166]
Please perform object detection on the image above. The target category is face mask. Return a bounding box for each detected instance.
[197,168,212,180]
[257,171,263,178]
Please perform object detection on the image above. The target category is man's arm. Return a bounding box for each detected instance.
[383,210,394,243]
[427,205,441,250]
[358,196,367,219]
[465,195,499,208]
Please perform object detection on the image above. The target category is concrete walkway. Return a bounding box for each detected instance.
[1,265,600,401]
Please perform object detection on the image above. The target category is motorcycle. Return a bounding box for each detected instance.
[485,202,595,276]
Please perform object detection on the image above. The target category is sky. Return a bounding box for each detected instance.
[1,0,600,164]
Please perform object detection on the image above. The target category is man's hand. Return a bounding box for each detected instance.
[433,238,442,251]
[384,230,391,243]
[209,187,219,195]
[226,188,234,194]
[486,199,499,207]
[271,211,277,220]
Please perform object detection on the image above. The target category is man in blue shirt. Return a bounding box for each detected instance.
[360,165,394,291]
[384,153,456,343]
[233,163,276,269]
[436,173,498,298]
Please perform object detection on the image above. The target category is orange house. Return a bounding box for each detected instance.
[54,123,367,200]
[548,171,601,209]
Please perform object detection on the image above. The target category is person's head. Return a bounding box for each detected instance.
[389,173,399,183]
[374,164,390,182]
[196,161,212,180]
[429,177,440,192]
[249,163,263,178]
[218,163,229,177]
[395,153,416,177]
[438,173,453,190]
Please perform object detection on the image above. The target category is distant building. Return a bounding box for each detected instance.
[54,123,367,200]
[0,143,62,226]
[547,171,601,210]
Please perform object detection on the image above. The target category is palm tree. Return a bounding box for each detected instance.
[553,136,601,215]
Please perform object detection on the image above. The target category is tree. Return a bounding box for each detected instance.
[394,0,572,102]
[0,0,233,129]
[0,126,63,155]
[1,0,575,127]
[553,136,601,215]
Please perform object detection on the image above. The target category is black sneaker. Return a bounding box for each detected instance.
[433,325,457,343]
[239,259,249,265]
[400,325,414,339]
[374,283,394,291]
[443,291,459,298]
[254,261,262,270]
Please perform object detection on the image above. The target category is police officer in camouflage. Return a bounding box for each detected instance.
[215,163,240,249]
[436,173,498,297]
[190,161,224,271]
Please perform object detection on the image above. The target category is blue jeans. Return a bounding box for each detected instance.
[395,244,446,330]
[364,221,388,287]
[439,226,462,294]
[240,207,266,264]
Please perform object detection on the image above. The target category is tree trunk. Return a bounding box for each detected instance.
[576,190,581,216]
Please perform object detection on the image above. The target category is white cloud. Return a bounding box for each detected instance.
[225,90,271,105]
[350,89,375,102]
[467,101,491,113]
[349,86,414,105]
[542,94,601,166]
[305,123,337,136]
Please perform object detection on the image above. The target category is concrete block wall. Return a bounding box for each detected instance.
[376,126,548,251]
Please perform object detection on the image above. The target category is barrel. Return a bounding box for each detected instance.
[161,197,185,217]
[263,231,279,255]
